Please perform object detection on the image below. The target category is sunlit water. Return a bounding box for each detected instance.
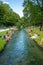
[0,30,43,65]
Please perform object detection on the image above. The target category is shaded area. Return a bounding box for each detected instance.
[0,30,43,65]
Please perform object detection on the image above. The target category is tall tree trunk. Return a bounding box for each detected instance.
[41,7,43,30]
[41,0,43,30]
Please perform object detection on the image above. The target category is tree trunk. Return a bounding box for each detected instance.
[41,0,43,30]
[41,7,43,30]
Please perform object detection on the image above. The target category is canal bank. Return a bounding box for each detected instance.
[0,28,18,52]
[25,30,43,51]
[0,30,43,65]
[25,27,43,48]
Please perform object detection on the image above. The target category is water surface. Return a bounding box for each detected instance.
[0,30,43,65]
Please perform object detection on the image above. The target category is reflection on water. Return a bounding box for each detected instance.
[0,30,43,65]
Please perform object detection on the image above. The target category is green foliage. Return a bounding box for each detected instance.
[23,0,42,26]
[0,1,21,28]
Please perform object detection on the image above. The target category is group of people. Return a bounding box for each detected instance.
[2,29,17,42]
[0,31,11,42]
[29,28,43,45]
[29,29,39,39]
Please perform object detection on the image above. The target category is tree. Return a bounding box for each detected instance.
[23,0,43,27]
[21,17,30,27]
[0,1,21,28]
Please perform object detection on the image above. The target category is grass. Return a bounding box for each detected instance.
[26,27,43,47]
[0,30,12,52]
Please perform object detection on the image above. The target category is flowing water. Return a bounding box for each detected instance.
[0,30,43,65]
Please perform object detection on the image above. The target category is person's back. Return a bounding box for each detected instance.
[4,32,11,42]
[6,34,11,40]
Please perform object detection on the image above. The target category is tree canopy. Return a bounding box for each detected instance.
[0,1,21,28]
[23,0,43,26]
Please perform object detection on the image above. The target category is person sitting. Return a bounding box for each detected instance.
[4,32,11,42]
[31,32,39,39]
[29,29,32,33]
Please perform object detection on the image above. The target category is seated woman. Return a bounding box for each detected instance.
[4,32,11,42]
